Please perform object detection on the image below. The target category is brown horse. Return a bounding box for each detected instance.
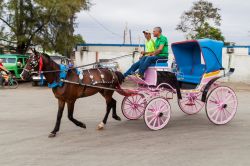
[21,51,124,137]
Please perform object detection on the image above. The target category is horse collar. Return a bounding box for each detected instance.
[39,56,43,73]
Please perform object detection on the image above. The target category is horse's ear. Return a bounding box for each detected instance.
[29,48,35,54]
[34,49,38,55]
[30,48,39,57]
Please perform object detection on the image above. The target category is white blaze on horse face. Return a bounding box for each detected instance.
[97,122,105,130]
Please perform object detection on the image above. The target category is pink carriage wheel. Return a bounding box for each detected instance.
[178,92,205,115]
[206,86,238,125]
[144,97,171,130]
[121,94,146,120]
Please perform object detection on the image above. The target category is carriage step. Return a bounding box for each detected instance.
[128,75,149,85]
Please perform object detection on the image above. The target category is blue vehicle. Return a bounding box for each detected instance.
[122,39,238,131]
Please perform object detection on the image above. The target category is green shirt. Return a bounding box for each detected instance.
[155,35,168,57]
[145,39,155,54]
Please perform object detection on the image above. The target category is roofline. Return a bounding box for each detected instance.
[77,43,250,48]
[76,43,145,47]
[0,54,29,56]
[225,45,250,48]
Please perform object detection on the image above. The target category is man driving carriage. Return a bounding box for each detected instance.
[124,27,168,79]
[123,30,155,77]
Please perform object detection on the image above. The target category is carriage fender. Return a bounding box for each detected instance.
[201,68,235,102]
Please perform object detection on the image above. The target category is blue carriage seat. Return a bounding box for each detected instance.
[149,59,168,67]
[178,64,206,84]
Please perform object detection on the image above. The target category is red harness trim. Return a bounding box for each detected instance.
[39,56,43,74]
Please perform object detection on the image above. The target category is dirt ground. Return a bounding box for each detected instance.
[0,82,250,166]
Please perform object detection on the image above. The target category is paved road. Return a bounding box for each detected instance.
[0,83,250,166]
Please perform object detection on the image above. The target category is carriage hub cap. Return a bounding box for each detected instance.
[218,102,227,110]
[158,112,164,117]
[222,104,228,109]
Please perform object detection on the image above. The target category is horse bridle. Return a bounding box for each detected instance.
[23,54,41,74]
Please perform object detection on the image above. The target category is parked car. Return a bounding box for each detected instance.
[32,55,71,86]
[95,59,120,71]
[0,54,29,79]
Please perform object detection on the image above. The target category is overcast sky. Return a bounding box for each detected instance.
[75,0,250,45]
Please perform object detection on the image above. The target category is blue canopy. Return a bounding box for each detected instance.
[171,39,224,84]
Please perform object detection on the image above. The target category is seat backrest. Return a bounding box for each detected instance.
[192,64,206,76]
[179,66,192,75]
[150,59,168,67]
[155,62,168,67]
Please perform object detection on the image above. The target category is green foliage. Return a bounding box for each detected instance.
[0,0,90,56]
[191,22,225,41]
[74,34,85,44]
[176,0,225,41]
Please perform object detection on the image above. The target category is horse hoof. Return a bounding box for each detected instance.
[97,126,104,130]
[48,133,56,138]
[113,116,121,121]
[79,123,87,129]
[97,122,105,130]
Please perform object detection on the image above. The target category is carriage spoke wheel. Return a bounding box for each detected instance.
[178,92,204,115]
[121,94,146,120]
[206,86,238,125]
[144,97,171,130]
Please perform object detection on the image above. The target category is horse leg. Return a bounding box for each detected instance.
[97,91,121,130]
[111,98,121,121]
[49,99,65,138]
[97,91,112,130]
[67,101,86,129]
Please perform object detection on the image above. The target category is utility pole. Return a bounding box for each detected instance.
[123,22,132,45]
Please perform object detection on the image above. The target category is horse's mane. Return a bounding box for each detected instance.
[37,52,60,70]
[41,52,51,59]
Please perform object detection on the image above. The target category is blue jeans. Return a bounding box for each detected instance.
[124,56,147,77]
[139,56,166,75]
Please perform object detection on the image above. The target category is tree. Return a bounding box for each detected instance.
[176,0,225,41]
[0,0,90,56]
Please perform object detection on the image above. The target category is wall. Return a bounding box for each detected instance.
[75,44,144,72]
[75,51,140,72]
[223,48,250,82]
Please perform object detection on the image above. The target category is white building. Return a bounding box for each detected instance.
[75,44,144,72]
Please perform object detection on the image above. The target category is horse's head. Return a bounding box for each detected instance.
[21,49,41,80]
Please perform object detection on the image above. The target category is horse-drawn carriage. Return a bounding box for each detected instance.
[21,38,238,137]
[122,39,237,130]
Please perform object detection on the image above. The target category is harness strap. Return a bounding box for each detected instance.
[97,68,105,83]
[87,69,95,85]
[109,69,115,83]
[47,64,68,88]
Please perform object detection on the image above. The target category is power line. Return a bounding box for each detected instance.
[85,12,122,38]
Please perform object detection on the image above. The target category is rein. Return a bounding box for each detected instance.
[29,51,138,74]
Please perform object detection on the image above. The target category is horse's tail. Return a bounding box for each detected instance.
[114,71,137,96]
[114,71,125,85]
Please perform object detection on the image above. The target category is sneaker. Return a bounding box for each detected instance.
[133,73,144,80]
